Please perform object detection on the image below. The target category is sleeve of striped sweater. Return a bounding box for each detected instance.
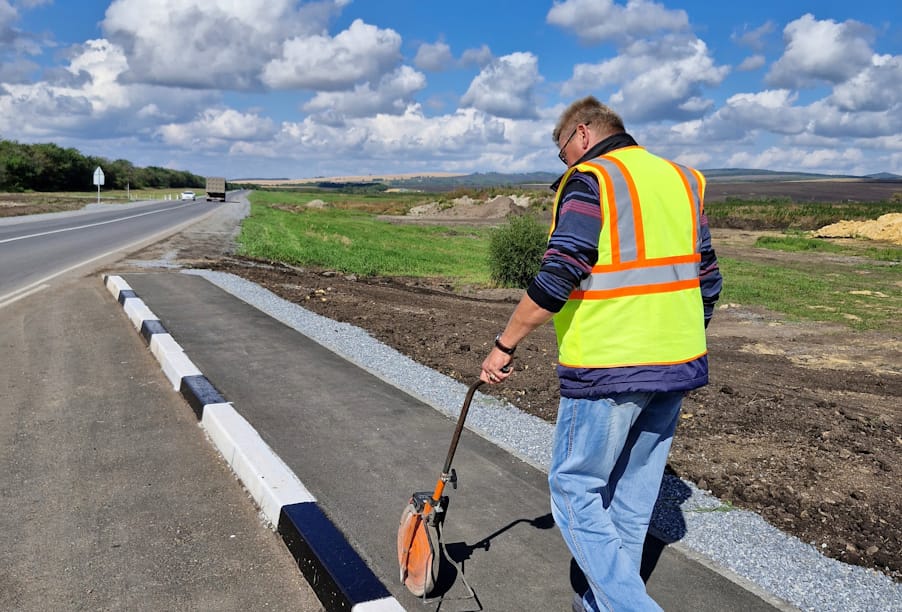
[526,173,601,313]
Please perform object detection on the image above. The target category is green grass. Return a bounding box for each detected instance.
[706,199,901,230]
[755,233,902,262]
[237,189,901,332]
[718,256,900,331]
[250,187,427,215]
[239,194,493,284]
[755,234,846,254]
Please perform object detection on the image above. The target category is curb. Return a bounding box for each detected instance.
[104,274,405,612]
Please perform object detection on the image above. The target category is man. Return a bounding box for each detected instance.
[480,96,722,611]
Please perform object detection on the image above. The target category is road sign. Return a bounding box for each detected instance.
[93,166,105,186]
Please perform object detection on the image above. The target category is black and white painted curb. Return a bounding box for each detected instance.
[104,274,405,612]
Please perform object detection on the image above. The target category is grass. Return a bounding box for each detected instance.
[717,256,900,331]
[237,189,902,333]
[706,199,901,230]
[239,192,493,285]
[250,188,426,215]
[755,233,902,263]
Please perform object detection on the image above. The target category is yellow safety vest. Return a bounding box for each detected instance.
[550,146,707,368]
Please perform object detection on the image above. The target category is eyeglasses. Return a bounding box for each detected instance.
[557,123,587,165]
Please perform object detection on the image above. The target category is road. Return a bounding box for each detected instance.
[0,198,221,308]
[0,196,323,611]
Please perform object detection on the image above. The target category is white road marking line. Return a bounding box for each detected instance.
[0,283,50,309]
[0,203,190,244]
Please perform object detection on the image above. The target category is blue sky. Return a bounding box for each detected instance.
[2,0,900,179]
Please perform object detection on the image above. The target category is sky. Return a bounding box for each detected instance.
[1,1,901,180]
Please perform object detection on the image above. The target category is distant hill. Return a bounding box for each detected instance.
[386,168,901,190]
[242,168,901,192]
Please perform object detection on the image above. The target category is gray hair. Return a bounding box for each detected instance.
[552,96,625,144]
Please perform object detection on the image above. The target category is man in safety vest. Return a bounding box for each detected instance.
[480,96,722,611]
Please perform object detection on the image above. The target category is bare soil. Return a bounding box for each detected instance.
[122,202,902,582]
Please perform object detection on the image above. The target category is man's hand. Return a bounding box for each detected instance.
[481,349,513,384]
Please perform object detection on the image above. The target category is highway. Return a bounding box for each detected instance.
[0,199,222,308]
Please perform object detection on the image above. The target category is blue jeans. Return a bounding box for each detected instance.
[549,392,683,612]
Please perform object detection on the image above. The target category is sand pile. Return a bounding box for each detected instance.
[812,213,902,245]
[407,195,528,219]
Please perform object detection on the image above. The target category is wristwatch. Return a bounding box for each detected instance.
[494,333,517,355]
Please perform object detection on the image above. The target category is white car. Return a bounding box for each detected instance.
[180,190,196,201]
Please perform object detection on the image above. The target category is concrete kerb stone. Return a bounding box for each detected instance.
[101,274,405,612]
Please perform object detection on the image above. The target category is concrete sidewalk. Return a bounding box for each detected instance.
[115,270,792,612]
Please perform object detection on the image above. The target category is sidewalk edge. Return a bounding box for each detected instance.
[103,274,405,612]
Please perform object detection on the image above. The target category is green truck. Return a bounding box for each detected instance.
[205,176,227,202]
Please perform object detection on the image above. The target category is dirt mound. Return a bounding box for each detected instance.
[402,194,528,222]
[812,213,902,245]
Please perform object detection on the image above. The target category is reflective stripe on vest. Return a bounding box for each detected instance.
[572,153,703,300]
[550,146,707,368]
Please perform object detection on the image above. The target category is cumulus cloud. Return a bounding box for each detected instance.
[546,0,689,44]
[829,54,902,112]
[565,36,728,122]
[0,38,212,138]
[102,0,347,90]
[269,106,510,171]
[737,54,766,71]
[460,45,493,68]
[731,21,774,51]
[157,108,276,147]
[262,19,402,90]
[303,65,426,121]
[713,89,807,136]
[726,145,866,174]
[460,52,541,119]
[414,40,453,71]
[1,0,46,57]
[767,14,874,88]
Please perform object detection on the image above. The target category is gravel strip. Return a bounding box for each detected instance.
[185,268,902,612]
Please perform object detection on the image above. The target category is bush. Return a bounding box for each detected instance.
[488,214,547,288]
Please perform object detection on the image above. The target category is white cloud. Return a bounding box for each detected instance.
[565,36,728,122]
[102,0,346,90]
[808,99,902,139]
[157,108,276,147]
[714,89,807,135]
[726,145,866,174]
[414,40,453,72]
[460,45,493,68]
[1,0,45,56]
[262,19,402,90]
[829,54,902,112]
[737,54,766,71]
[461,52,541,119]
[0,38,212,139]
[767,14,874,88]
[267,106,511,172]
[303,65,426,120]
[546,0,689,44]
[731,21,774,51]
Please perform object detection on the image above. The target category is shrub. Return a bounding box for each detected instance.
[488,214,547,288]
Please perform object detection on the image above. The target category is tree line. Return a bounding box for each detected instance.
[0,139,205,192]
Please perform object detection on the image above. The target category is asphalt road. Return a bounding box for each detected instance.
[0,199,323,611]
[0,198,222,308]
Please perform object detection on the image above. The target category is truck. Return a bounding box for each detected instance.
[205,176,227,202]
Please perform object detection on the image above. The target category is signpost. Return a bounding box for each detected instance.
[93,166,105,204]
